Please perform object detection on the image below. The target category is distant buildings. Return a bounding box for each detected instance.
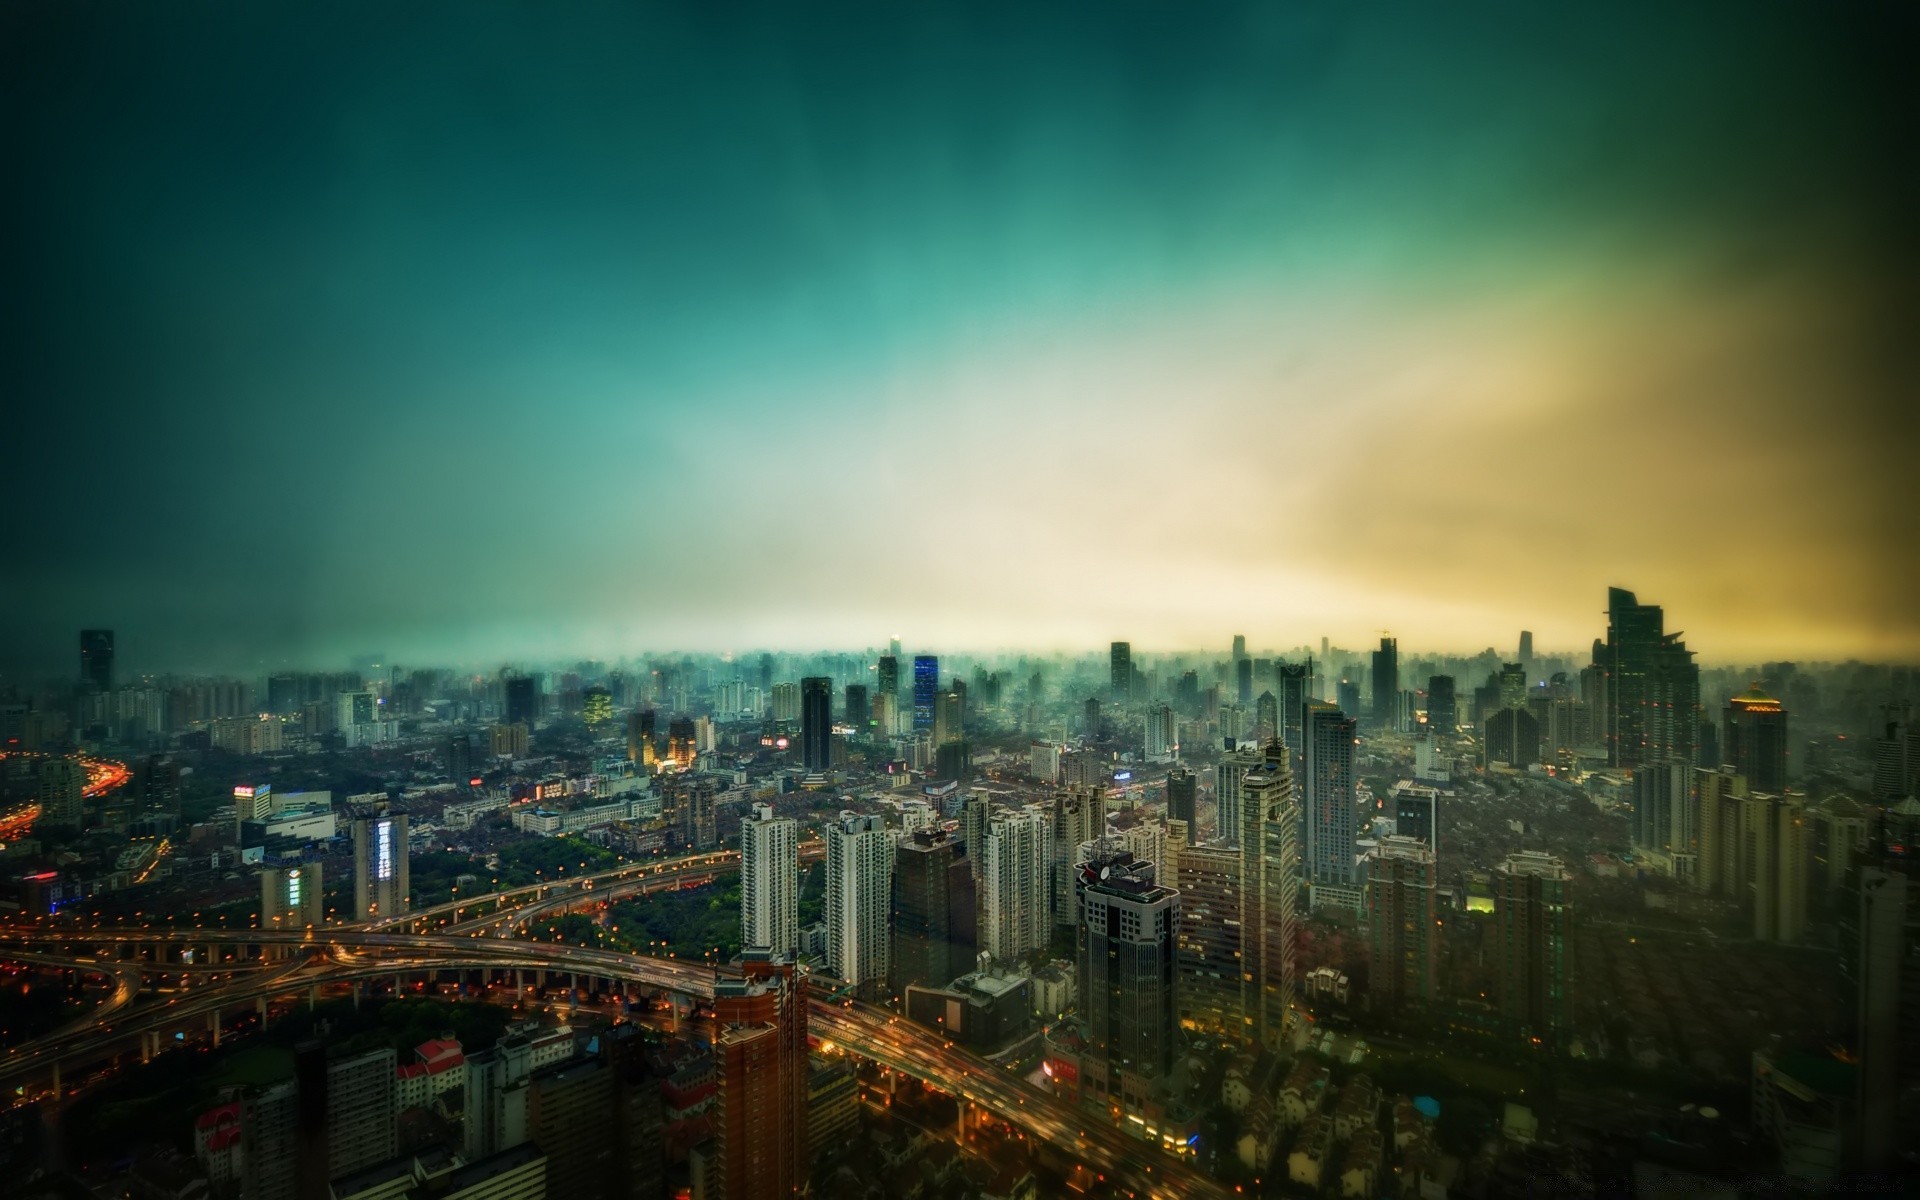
[80,628,114,693]
[740,803,798,957]
[911,656,939,732]
[1370,637,1398,731]
[1724,683,1790,794]
[800,677,832,772]
[1109,641,1132,700]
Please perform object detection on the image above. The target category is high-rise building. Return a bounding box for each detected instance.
[1255,691,1278,743]
[800,677,832,771]
[327,1047,399,1178]
[1694,765,1748,897]
[1631,760,1693,860]
[933,688,964,746]
[1277,662,1310,754]
[825,812,891,995]
[1302,702,1359,899]
[1145,703,1175,759]
[1389,782,1439,851]
[912,656,938,731]
[1337,678,1361,722]
[1368,836,1439,1009]
[1239,742,1299,1049]
[490,722,530,760]
[1484,705,1541,770]
[1174,840,1242,1035]
[36,756,85,828]
[1110,642,1132,700]
[740,803,798,957]
[1808,795,1870,899]
[1724,683,1790,794]
[261,864,323,928]
[876,655,899,703]
[505,676,538,728]
[80,629,114,693]
[1871,703,1918,803]
[1518,630,1533,663]
[1494,851,1572,1047]
[769,682,800,724]
[982,806,1052,963]
[1215,741,1265,847]
[627,709,657,766]
[1426,675,1457,735]
[958,791,989,879]
[1051,787,1106,929]
[350,803,409,922]
[1076,848,1180,1100]
[1166,769,1196,841]
[890,827,975,994]
[1232,634,1247,663]
[666,717,696,768]
[843,683,870,731]
[1846,801,1920,1170]
[712,951,808,1200]
[1370,637,1399,731]
[528,1055,615,1200]
[1236,658,1254,706]
[1741,791,1809,944]
[1604,587,1700,769]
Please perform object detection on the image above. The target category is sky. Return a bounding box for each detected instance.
[3,1,1915,676]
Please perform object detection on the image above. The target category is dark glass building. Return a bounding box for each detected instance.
[1724,684,1789,793]
[843,683,870,732]
[890,828,975,994]
[1427,674,1457,734]
[877,655,898,700]
[1165,768,1197,840]
[912,656,938,731]
[1075,849,1179,1095]
[80,628,114,692]
[1605,586,1699,769]
[1370,636,1399,730]
[801,676,832,771]
[505,676,539,727]
[1110,641,1132,700]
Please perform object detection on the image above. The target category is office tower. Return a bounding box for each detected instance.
[982,806,1052,962]
[1370,637,1399,730]
[666,717,696,768]
[890,827,975,993]
[712,952,807,1200]
[627,709,657,766]
[1494,852,1572,1047]
[825,812,891,994]
[1232,634,1247,663]
[1391,782,1439,851]
[1174,839,1242,1034]
[1426,675,1457,735]
[445,734,474,784]
[1808,796,1870,899]
[1239,742,1299,1049]
[1498,662,1527,708]
[1302,702,1359,896]
[1693,765,1748,897]
[1872,703,1918,803]
[1052,787,1106,928]
[1255,691,1278,742]
[1278,663,1310,753]
[871,691,897,738]
[933,688,964,745]
[1368,836,1439,1009]
[1631,760,1692,858]
[799,676,832,771]
[327,1047,398,1178]
[79,628,114,692]
[1236,657,1254,706]
[1847,803,1920,1170]
[350,803,409,922]
[1110,641,1133,700]
[1166,769,1196,841]
[1484,706,1541,769]
[1215,741,1265,847]
[912,656,938,731]
[877,655,899,702]
[1337,678,1361,721]
[1604,587,1700,769]
[260,864,323,928]
[1076,848,1180,1097]
[505,676,538,727]
[1145,703,1175,759]
[843,683,869,731]
[770,682,800,723]
[1724,684,1790,794]
[1518,630,1533,663]
[740,803,798,956]
[959,791,989,880]
[1083,694,1102,737]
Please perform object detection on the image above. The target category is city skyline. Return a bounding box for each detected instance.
[4,2,1915,675]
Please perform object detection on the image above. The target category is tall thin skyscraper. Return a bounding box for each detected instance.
[1215,742,1264,847]
[740,803,798,957]
[1302,702,1359,900]
[877,655,899,702]
[1051,786,1106,929]
[890,827,975,993]
[505,676,538,728]
[1847,803,1920,1170]
[1110,641,1132,700]
[1368,836,1438,1009]
[1724,683,1789,794]
[1871,703,1918,803]
[1370,636,1399,731]
[1255,691,1278,742]
[1239,741,1298,1050]
[1277,662,1310,755]
[911,656,938,731]
[982,806,1052,962]
[1165,769,1196,841]
[800,676,832,771]
[824,812,891,995]
[712,951,807,1200]
[1076,848,1179,1098]
[350,803,409,922]
[1494,851,1572,1047]
[1231,634,1247,663]
[79,629,114,692]
[1236,657,1254,706]
[1604,587,1700,769]
[958,791,989,880]
[1518,630,1534,663]
[1427,675,1457,734]
[843,683,869,731]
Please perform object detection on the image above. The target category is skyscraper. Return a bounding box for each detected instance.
[890,827,975,994]
[1215,741,1265,847]
[1110,641,1132,700]
[1494,851,1572,1047]
[1144,703,1175,759]
[800,676,832,771]
[1278,662,1311,754]
[912,656,938,731]
[1518,630,1533,663]
[80,628,114,692]
[1076,848,1180,1099]
[1724,683,1789,794]
[1255,691,1278,743]
[843,683,869,731]
[1370,637,1399,731]
[627,709,657,766]
[824,812,891,995]
[1631,760,1692,858]
[1871,703,1918,803]
[1694,764,1748,897]
[504,676,538,728]
[1337,678,1362,722]
[261,864,324,928]
[740,803,798,957]
[1236,657,1254,706]
[982,806,1052,963]
[1847,802,1920,1170]
[712,951,807,1200]
[1239,742,1299,1049]
[1368,836,1438,1009]
[1604,587,1700,769]
[1232,634,1247,663]
[1302,701,1359,903]
[1165,769,1196,841]
[958,791,989,880]
[1051,787,1106,929]
[350,803,409,922]
[1426,675,1457,735]
[876,655,898,702]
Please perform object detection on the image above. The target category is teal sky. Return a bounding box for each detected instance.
[4,2,1914,674]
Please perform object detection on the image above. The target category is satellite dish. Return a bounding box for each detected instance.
[1100,866,1111,879]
